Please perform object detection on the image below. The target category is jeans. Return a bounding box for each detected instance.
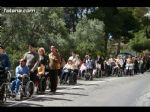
[11,78,21,94]
[60,70,70,83]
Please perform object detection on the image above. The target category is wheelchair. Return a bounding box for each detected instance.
[0,69,11,104]
[84,69,93,81]
[68,69,78,85]
[125,64,134,76]
[11,76,34,101]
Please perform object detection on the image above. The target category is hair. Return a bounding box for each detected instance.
[19,58,26,62]
[38,47,45,55]
[29,43,35,48]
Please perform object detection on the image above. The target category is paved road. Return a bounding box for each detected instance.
[1,72,150,107]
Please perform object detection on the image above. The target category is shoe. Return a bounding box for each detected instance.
[52,91,56,94]
[49,90,56,94]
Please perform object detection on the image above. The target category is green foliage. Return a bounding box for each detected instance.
[129,29,150,52]
[1,7,69,69]
[1,7,149,70]
[70,18,105,57]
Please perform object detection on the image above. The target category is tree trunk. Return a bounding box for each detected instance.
[104,36,108,57]
[116,39,121,56]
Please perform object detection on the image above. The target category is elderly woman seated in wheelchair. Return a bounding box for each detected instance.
[10,58,34,100]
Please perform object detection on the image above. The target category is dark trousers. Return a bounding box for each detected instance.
[30,70,38,85]
[58,69,62,80]
[73,69,78,84]
[49,70,58,92]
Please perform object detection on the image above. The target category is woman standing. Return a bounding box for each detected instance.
[36,47,49,93]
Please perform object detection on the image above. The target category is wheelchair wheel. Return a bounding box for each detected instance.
[46,77,51,90]
[25,81,34,98]
[39,77,46,93]
[7,71,11,82]
[90,75,93,80]
[0,84,7,104]
[3,84,8,103]
[69,72,75,85]
[84,72,90,81]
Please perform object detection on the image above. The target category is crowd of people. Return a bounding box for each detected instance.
[0,43,150,96]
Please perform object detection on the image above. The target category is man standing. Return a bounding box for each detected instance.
[23,44,39,84]
[0,44,10,102]
[0,44,10,76]
[48,46,61,93]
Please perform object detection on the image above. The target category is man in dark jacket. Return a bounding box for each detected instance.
[0,44,11,86]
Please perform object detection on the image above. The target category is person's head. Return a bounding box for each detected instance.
[28,44,35,52]
[76,54,79,59]
[82,59,86,63]
[85,55,89,59]
[67,59,72,64]
[117,55,121,59]
[97,55,100,58]
[0,44,4,54]
[88,54,92,59]
[128,55,132,59]
[19,58,26,67]
[51,45,57,53]
[38,47,45,56]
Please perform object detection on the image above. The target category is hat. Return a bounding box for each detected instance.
[51,45,55,49]
[68,57,73,61]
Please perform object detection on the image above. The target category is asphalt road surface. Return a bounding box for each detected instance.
[1,72,150,107]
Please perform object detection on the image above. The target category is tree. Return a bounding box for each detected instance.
[70,17,105,58]
[128,29,150,52]
[87,7,139,56]
[1,7,70,69]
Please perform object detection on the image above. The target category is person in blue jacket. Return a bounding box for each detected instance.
[0,44,10,71]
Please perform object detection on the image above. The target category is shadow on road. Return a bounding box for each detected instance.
[71,88,85,90]
[28,96,72,102]
[84,84,99,86]
[12,102,44,107]
[0,102,16,107]
[53,92,88,96]
[1,101,44,107]
[57,87,68,90]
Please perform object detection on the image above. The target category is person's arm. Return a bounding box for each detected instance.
[41,64,45,74]
[63,64,67,70]
[23,66,30,77]
[31,54,39,72]
[49,53,55,60]
[5,54,11,70]
[23,53,27,61]
[16,66,21,78]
